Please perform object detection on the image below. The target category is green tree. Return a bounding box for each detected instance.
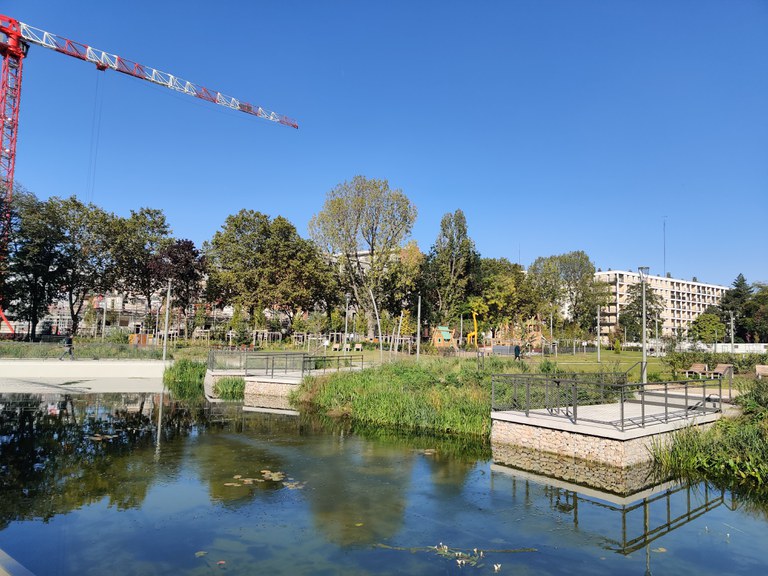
[527,251,607,334]
[618,282,665,342]
[6,191,66,338]
[49,196,118,335]
[716,273,753,342]
[743,283,768,343]
[689,313,726,344]
[207,211,336,326]
[422,209,479,325]
[152,239,206,339]
[113,208,171,310]
[309,175,417,338]
[476,257,530,336]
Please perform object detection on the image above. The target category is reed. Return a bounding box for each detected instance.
[651,378,768,489]
[293,358,520,438]
[214,376,245,401]
[163,359,206,400]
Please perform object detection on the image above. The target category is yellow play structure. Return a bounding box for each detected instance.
[466,311,479,349]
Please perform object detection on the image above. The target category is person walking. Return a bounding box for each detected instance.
[59,331,74,361]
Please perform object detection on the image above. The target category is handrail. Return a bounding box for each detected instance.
[491,373,722,431]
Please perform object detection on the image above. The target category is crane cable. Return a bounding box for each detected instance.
[86,70,104,204]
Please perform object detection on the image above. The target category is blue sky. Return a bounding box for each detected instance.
[7,0,767,287]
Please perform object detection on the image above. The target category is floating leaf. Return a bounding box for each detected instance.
[233,475,242,479]
[217,560,226,565]
[195,551,208,558]
[652,547,667,553]
[355,523,364,527]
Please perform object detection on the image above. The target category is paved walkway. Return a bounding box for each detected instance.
[0,360,167,394]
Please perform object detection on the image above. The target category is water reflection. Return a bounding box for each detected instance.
[1,393,767,576]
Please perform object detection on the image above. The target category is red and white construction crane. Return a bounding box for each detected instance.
[0,14,298,334]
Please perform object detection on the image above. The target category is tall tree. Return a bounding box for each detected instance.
[717,274,753,342]
[527,251,607,333]
[207,211,336,325]
[6,191,66,338]
[152,239,206,339]
[476,257,530,336]
[743,283,768,343]
[309,176,417,337]
[113,208,171,309]
[50,196,117,335]
[422,209,479,325]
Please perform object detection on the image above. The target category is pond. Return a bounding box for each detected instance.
[1,392,767,575]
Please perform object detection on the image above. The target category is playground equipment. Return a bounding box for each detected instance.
[466,312,479,349]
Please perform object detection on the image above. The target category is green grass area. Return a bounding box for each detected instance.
[650,378,768,496]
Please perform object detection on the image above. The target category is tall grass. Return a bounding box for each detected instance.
[214,376,245,401]
[163,359,206,400]
[651,378,768,491]
[293,358,530,438]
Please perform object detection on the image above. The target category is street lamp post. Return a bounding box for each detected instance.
[638,267,650,384]
[343,293,350,355]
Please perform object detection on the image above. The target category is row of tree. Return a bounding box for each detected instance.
[2,176,765,343]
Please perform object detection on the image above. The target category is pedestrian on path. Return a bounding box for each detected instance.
[59,332,74,361]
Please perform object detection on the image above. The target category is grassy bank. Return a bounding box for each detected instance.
[651,378,768,495]
[293,357,533,438]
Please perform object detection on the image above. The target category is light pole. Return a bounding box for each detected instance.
[638,267,650,384]
[343,293,350,355]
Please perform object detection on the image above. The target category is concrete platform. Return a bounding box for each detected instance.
[0,360,167,394]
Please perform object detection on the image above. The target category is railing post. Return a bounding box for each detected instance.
[491,376,496,411]
[664,382,669,423]
[572,382,578,424]
[525,381,530,417]
[620,385,625,432]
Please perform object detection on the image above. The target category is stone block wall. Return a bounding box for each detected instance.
[491,419,713,468]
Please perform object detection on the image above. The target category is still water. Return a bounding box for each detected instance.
[1,393,767,576]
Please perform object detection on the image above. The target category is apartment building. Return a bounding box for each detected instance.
[594,270,728,342]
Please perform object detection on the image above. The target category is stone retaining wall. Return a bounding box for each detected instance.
[243,379,296,411]
[491,419,715,468]
[491,442,657,496]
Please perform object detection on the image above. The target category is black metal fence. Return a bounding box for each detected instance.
[491,373,723,431]
[207,350,365,378]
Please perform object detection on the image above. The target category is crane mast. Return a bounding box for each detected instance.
[0,14,297,334]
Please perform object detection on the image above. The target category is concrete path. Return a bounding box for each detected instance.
[0,359,167,394]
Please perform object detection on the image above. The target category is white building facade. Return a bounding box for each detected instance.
[594,270,728,342]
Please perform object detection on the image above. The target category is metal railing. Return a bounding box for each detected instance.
[207,350,365,378]
[491,373,722,431]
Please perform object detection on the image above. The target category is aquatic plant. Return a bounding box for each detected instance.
[163,359,206,400]
[214,376,245,401]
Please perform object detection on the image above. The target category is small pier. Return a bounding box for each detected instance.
[491,373,730,469]
[204,350,365,409]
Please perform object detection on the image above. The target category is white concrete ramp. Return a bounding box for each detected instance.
[0,360,167,394]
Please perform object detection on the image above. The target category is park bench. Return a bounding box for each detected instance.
[332,343,340,352]
[756,365,768,379]
[683,363,708,378]
[354,343,363,352]
[710,364,733,377]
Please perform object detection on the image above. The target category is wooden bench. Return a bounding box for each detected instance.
[710,364,733,377]
[354,343,363,352]
[684,363,708,378]
[331,343,340,352]
[756,365,768,379]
